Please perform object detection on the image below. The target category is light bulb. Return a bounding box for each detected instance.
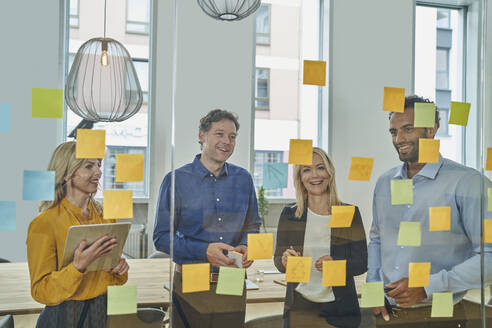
[101,50,109,66]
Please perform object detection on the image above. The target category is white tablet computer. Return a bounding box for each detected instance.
[61,222,131,272]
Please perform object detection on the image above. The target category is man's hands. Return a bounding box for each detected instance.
[206,242,235,267]
[233,245,253,268]
[372,306,390,322]
[386,277,427,307]
[314,255,333,271]
[73,235,117,273]
[105,257,129,275]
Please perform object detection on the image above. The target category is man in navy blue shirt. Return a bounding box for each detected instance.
[154,109,261,327]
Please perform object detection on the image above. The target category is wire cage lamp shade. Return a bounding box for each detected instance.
[197,0,261,21]
[65,38,143,122]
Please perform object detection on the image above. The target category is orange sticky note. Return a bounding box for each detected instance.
[322,260,346,287]
[383,87,405,113]
[303,60,326,86]
[285,256,312,283]
[348,157,374,181]
[247,233,274,260]
[484,219,492,243]
[182,263,210,293]
[288,139,313,165]
[329,205,355,228]
[115,154,144,182]
[408,262,431,287]
[418,138,440,163]
[429,207,451,231]
[103,190,133,219]
[76,129,106,159]
[487,148,492,171]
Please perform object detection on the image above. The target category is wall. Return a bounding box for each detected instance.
[0,0,64,261]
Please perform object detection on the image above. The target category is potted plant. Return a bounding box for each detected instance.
[257,186,269,233]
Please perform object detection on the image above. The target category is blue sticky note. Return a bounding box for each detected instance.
[22,170,55,201]
[263,163,288,189]
[0,201,16,231]
[0,103,11,132]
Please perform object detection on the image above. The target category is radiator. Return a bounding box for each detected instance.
[123,224,147,259]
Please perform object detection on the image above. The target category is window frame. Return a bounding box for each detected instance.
[125,0,150,35]
[69,0,80,28]
[255,67,270,111]
[256,3,271,46]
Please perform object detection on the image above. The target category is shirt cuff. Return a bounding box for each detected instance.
[68,262,87,277]
[425,270,446,298]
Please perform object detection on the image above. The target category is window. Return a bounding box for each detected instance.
[255,68,270,110]
[126,0,150,34]
[436,48,449,89]
[133,59,149,104]
[104,146,147,197]
[253,151,283,197]
[256,4,271,45]
[70,0,79,28]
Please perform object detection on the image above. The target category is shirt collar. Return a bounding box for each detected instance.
[192,154,229,179]
[393,154,444,180]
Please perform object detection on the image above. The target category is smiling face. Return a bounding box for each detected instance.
[199,118,237,165]
[67,159,102,195]
[300,153,331,197]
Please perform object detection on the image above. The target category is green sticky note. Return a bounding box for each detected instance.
[107,285,137,315]
[216,266,245,296]
[414,103,436,128]
[391,179,413,205]
[488,188,492,212]
[397,222,421,247]
[32,88,63,118]
[360,282,385,308]
[449,102,471,126]
[431,292,453,317]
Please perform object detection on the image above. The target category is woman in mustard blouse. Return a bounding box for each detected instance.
[26,141,129,328]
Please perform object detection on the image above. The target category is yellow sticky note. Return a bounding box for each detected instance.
[303,60,326,86]
[329,205,355,228]
[360,282,385,308]
[408,262,431,287]
[414,103,436,128]
[32,88,63,118]
[107,285,137,315]
[431,292,453,317]
[484,219,492,243]
[285,256,312,283]
[391,179,413,205]
[487,148,492,171]
[103,190,133,219]
[76,129,106,159]
[348,157,374,181]
[182,263,210,293]
[488,188,492,212]
[247,233,274,260]
[397,222,421,246]
[288,139,313,165]
[322,260,346,287]
[449,102,471,126]
[383,87,405,113]
[429,206,451,231]
[418,138,440,163]
[115,154,144,182]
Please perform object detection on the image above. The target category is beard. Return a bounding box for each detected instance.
[394,141,419,163]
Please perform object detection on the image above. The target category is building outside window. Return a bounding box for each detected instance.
[254,151,283,197]
[255,68,270,110]
[126,0,150,34]
[256,4,271,45]
[70,0,79,28]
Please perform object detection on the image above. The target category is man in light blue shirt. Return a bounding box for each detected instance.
[368,95,492,325]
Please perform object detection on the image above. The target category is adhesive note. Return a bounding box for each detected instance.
[390,179,413,205]
[216,266,245,296]
[418,139,440,163]
[329,205,355,228]
[488,188,492,212]
[487,148,492,171]
[103,190,133,219]
[263,163,288,189]
[360,282,385,308]
[0,201,16,231]
[485,219,492,244]
[32,88,63,118]
[397,222,421,247]
[348,157,374,181]
[22,170,55,201]
[182,263,210,293]
[431,292,453,318]
[448,102,471,126]
[247,233,274,260]
[285,256,312,283]
[303,60,326,86]
[76,129,106,159]
[429,206,451,231]
[0,103,11,132]
[383,87,405,113]
[288,139,313,165]
[115,154,144,182]
[107,285,137,315]
[414,103,436,128]
[322,260,346,287]
[408,262,431,287]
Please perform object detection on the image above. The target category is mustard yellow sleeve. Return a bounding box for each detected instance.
[27,219,86,306]
[112,271,129,285]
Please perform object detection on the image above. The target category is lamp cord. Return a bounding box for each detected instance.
[103,0,107,38]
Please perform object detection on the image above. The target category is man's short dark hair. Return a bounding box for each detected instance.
[199,109,240,133]
[389,95,440,128]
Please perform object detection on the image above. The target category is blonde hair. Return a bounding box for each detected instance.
[293,147,342,218]
[39,141,102,214]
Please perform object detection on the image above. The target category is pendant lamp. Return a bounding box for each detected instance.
[65,0,143,122]
[197,0,261,21]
